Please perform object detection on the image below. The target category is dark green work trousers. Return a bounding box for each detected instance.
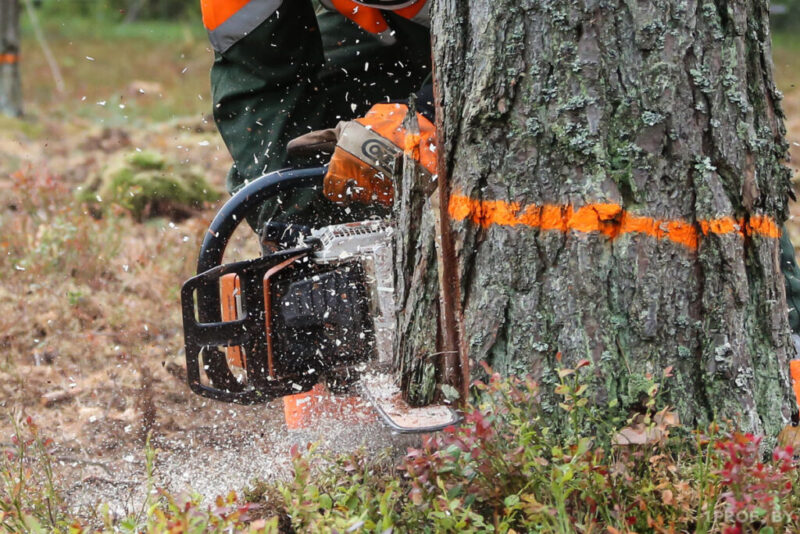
[781,229,800,334]
[209,3,431,228]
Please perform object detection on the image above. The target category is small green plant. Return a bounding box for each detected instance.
[4,367,799,533]
[279,444,403,533]
[0,414,70,533]
[396,361,798,533]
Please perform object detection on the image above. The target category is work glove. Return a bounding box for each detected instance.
[286,126,340,158]
[287,103,438,207]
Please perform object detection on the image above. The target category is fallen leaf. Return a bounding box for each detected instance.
[777,424,800,450]
[612,424,664,446]
[654,407,680,428]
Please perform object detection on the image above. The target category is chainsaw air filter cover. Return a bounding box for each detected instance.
[268,258,374,377]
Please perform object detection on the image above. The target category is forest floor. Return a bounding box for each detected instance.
[774,32,800,244]
[0,22,415,522]
[1,21,800,522]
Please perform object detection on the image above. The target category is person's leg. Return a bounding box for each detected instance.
[210,2,324,192]
[782,229,800,420]
[781,229,800,335]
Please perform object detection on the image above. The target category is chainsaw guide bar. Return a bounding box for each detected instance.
[359,368,461,433]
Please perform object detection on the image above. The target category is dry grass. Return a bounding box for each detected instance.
[0,19,326,521]
[772,31,800,248]
[0,19,263,517]
[18,19,210,122]
[774,32,800,176]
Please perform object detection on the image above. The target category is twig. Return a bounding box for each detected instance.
[22,0,65,94]
[40,387,82,407]
[55,456,114,476]
[72,475,138,488]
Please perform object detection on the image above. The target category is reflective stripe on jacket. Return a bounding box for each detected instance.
[201,0,282,53]
[201,0,429,53]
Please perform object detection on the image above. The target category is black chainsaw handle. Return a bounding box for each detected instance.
[196,166,326,323]
[197,166,327,277]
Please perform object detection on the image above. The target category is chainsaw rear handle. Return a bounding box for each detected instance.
[185,167,326,403]
[182,248,320,403]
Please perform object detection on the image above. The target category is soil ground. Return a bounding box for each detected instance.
[0,20,799,522]
[0,22,420,521]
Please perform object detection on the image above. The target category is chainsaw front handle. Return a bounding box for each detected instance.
[182,247,319,403]
[197,166,327,277]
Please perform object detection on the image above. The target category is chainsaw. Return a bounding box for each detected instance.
[180,166,460,432]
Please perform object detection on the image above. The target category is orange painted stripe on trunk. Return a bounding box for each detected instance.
[448,193,780,250]
[0,54,18,65]
[747,215,782,239]
[700,216,743,238]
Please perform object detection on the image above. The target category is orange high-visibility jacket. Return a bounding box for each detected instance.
[201,0,429,53]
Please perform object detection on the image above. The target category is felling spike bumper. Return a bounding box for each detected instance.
[791,360,800,411]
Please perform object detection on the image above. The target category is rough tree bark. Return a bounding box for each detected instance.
[395,0,797,436]
[394,99,443,406]
[0,0,22,117]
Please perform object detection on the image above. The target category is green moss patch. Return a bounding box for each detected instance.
[79,149,221,220]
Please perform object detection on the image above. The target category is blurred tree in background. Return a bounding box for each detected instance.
[0,0,22,117]
[35,0,198,22]
[772,0,800,30]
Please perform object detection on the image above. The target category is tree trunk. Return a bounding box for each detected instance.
[0,0,22,117]
[123,0,146,24]
[396,0,797,436]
